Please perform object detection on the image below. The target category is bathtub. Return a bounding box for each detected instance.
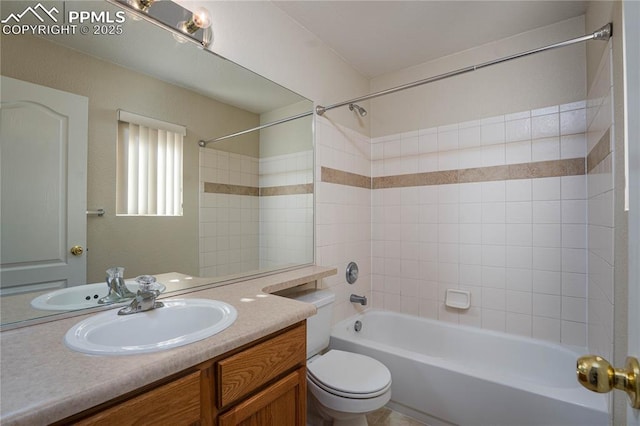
[330,310,608,426]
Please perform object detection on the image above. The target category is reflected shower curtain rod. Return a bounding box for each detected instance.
[316,23,612,116]
[198,111,313,147]
[199,23,611,147]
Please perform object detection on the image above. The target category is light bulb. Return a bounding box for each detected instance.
[130,0,154,12]
[192,7,211,29]
[180,7,211,34]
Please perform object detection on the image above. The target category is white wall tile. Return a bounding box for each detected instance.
[532,224,561,247]
[458,125,481,149]
[506,141,532,164]
[506,201,532,223]
[560,108,586,135]
[506,224,532,246]
[506,268,532,292]
[366,101,590,345]
[533,270,562,295]
[481,181,506,202]
[560,134,587,159]
[506,118,531,143]
[532,113,560,138]
[533,316,561,342]
[438,129,458,152]
[533,247,561,271]
[532,177,561,200]
[533,201,561,223]
[531,137,560,161]
[506,246,532,269]
[506,179,532,202]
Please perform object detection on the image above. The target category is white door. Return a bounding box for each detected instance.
[1,76,88,295]
[624,1,640,424]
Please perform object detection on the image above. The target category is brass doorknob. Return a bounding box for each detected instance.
[70,245,84,256]
[577,355,640,408]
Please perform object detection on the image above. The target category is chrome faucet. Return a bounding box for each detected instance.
[98,267,136,304]
[118,275,164,315]
[350,294,367,306]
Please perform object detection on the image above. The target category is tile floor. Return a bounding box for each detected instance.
[366,407,426,426]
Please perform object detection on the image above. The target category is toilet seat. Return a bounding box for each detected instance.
[307,350,392,399]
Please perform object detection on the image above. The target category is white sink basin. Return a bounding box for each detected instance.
[30,281,166,311]
[64,299,237,355]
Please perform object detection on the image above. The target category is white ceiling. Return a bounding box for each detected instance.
[273,1,588,78]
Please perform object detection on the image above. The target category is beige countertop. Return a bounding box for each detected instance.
[0,265,336,426]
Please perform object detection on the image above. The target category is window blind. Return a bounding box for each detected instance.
[116,111,185,216]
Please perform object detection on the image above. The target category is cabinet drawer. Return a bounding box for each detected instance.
[217,322,306,408]
[74,371,202,425]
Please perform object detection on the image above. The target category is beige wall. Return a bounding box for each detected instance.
[1,35,260,282]
[370,16,587,137]
[177,0,371,136]
[259,100,313,158]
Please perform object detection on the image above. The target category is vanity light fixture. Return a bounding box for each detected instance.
[111,0,213,47]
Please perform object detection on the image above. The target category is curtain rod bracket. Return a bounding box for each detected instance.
[593,23,612,41]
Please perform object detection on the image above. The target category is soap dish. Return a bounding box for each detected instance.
[445,289,471,310]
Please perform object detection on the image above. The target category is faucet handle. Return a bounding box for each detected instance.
[106,266,125,280]
[135,275,159,293]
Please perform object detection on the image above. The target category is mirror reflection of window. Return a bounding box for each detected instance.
[116,110,184,216]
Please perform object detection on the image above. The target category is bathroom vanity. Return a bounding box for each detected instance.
[0,266,336,425]
[61,322,307,425]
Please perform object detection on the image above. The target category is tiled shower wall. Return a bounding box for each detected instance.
[369,103,588,345]
[586,41,615,361]
[259,151,314,269]
[199,149,260,277]
[316,116,372,324]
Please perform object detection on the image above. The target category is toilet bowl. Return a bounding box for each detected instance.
[290,290,392,426]
[307,350,391,426]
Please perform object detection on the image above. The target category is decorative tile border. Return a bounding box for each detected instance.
[260,184,313,196]
[321,158,585,190]
[204,182,258,196]
[321,167,371,189]
[204,182,312,196]
[587,128,611,173]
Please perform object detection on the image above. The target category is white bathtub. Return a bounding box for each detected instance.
[330,310,608,426]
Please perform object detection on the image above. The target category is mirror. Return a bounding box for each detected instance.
[0,0,314,328]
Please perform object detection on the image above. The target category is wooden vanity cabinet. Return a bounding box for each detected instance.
[60,322,307,426]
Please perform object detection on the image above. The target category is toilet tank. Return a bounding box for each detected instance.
[291,290,335,358]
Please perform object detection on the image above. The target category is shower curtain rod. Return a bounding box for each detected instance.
[200,23,611,147]
[198,110,313,147]
[316,23,612,116]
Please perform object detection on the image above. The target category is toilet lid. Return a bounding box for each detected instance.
[307,350,391,397]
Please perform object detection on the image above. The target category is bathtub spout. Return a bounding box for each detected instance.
[350,294,367,305]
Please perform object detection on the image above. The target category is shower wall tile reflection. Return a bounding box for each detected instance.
[259,151,314,269]
[199,149,260,277]
[370,101,588,346]
[199,148,314,278]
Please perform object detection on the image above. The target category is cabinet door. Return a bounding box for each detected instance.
[73,371,202,426]
[218,368,306,426]
[217,322,306,408]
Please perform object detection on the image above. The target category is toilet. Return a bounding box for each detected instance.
[292,290,391,426]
